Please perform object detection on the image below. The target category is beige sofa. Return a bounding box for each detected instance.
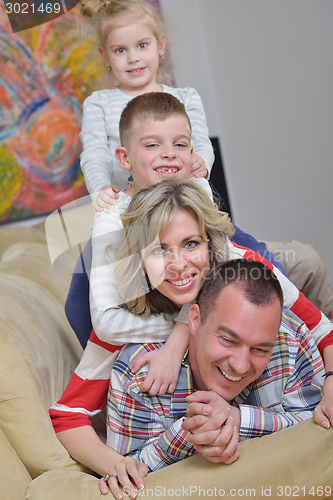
[1,203,333,500]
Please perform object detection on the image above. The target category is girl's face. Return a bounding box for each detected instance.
[143,210,210,307]
[99,20,165,96]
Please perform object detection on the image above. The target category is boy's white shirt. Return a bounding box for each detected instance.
[90,178,212,345]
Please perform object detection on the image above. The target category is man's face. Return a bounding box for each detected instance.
[115,115,193,194]
[188,284,281,401]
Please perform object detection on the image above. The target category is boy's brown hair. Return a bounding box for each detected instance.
[119,92,191,150]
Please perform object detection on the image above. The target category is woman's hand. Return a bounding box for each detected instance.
[95,184,120,212]
[99,456,148,498]
[132,322,189,396]
[132,346,180,395]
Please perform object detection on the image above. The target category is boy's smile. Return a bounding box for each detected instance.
[115,115,193,196]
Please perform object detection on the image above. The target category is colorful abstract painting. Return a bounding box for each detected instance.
[0,0,172,224]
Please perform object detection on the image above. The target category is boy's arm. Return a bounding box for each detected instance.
[132,322,190,395]
[94,184,120,212]
[231,225,289,278]
[80,93,113,195]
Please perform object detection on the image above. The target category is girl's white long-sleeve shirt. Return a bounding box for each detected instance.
[80,85,215,194]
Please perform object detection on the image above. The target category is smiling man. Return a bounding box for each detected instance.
[106,259,324,471]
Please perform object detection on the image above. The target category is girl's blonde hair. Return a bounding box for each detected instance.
[79,0,170,86]
[113,179,235,317]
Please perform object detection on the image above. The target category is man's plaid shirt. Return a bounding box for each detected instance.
[106,309,324,471]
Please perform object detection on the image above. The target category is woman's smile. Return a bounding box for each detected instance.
[143,209,210,306]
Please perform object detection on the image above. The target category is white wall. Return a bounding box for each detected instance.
[161,0,333,278]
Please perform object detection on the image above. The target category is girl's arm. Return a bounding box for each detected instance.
[179,87,215,174]
[80,92,114,195]
[131,321,190,395]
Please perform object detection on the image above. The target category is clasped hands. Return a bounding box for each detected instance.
[182,391,241,464]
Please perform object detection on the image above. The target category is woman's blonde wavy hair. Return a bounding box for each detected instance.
[79,0,170,87]
[113,179,234,317]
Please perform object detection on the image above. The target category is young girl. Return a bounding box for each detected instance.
[79,0,214,208]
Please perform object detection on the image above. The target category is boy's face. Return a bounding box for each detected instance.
[115,115,193,194]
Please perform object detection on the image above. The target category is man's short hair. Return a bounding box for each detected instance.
[119,92,191,149]
[197,259,284,325]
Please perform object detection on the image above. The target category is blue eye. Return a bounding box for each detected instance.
[184,240,199,250]
[151,246,167,256]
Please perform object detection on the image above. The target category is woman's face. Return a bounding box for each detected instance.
[143,209,210,307]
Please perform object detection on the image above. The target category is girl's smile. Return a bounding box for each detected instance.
[99,21,166,96]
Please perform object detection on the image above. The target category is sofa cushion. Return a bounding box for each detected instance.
[25,419,333,500]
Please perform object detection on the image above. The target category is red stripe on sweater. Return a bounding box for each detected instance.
[49,409,92,433]
[89,329,125,353]
[290,291,322,331]
[318,331,333,358]
[240,248,274,271]
[57,372,110,411]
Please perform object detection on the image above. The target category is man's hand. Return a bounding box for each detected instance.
[95,184,120,212]
[182,391,241,464]
[190,154,208,179]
